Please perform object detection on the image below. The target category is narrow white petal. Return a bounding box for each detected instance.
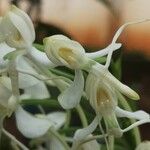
[86,43,122,59]
[15,107,52,138]
[74,117,99,141]
[122,119,150,133]
[58,70,84,109]
[115,107,150,120]
[106,71,140,100]
[24,81,50,99]
[47,112,66,130]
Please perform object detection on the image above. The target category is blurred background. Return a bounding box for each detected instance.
[0,0,150,143]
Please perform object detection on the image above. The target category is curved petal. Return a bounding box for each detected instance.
[74,117,98,141]
[58,70,84,109]
[24,81,50,99]
[10,5,35,41]
[47,112,66,130]
[115,107,150,120]
[7,10,34,47]
[86,43,122,59]
[15,106,52,138]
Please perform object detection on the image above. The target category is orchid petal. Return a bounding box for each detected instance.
[74,117,99,141]
[24,81,50,99]
[58,69,84,109]
[15,107,52,138]
[106,71,139,100]
[115,107,150,120]
[30,47,56,68]
[86,43,122,59]
[10,5,35,41]
[16,56,40,88]
[47,112,66,130]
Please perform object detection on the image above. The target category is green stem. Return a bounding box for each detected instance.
[118,93,141,146]
[108,135,114,150]
[76,105,88,127]
[64,110,71,129]
[48,128,70,150]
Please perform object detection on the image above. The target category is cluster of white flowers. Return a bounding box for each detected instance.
[0,5,150,150]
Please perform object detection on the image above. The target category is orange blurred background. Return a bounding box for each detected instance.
[1,0,150,56]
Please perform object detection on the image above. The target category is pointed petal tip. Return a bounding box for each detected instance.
[130,91,140,101]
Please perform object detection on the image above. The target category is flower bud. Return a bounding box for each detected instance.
[44,35,89,69]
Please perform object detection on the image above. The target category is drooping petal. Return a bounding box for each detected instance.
[0,43,15,69]
[74,117,99,141]
[58,69,84,109]
[47,112,66,130]
[115,107,150,120]
[15,106,53,138]
[24,81,50,99]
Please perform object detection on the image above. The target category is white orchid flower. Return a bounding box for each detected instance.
[43,20,147,110]
[43,35,89,70]
[0,5,55,68]
[84,20,150,137]
[0,5,35,49]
